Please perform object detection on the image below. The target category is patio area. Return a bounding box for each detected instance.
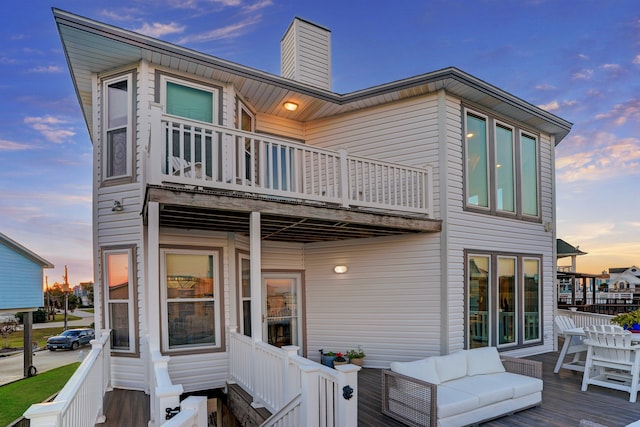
[101,350,640,426]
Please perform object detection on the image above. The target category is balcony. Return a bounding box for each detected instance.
[148,106,434,221]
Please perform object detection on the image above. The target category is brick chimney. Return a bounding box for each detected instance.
[281,17,331,91]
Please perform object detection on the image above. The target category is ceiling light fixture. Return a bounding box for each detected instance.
[334,265,348,274]
[283,101,298,111]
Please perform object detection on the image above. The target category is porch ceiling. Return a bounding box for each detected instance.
[145,186,441,242]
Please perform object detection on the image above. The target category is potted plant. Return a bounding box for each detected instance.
[346,348,366,366]
[319,349,336,367]
[333,352,348,367]
[611,309,640,332]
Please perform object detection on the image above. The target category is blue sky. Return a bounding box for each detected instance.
[0,0,638,285]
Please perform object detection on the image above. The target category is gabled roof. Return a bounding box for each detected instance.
[53,8,572,144]
[557,238,587,258]
[0,232,54,268]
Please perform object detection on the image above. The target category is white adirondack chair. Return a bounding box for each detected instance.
[554,315,588,373]
[581,324,640,403]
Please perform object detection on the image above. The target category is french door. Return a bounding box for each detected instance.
[262,272,303,351]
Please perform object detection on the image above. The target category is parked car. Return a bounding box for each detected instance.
[46,328,95,351]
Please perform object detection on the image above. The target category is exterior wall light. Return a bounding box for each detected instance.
[334,265,348,274]
[112,200,124,212]
[283,101,298,111]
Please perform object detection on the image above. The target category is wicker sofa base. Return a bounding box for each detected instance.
[382,355,543,427]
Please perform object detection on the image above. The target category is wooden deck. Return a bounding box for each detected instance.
[101,351,640,426]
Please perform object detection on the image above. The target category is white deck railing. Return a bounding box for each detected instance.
[557,309,614,328]
[148,105,433,217]
[24,330,112,426]
[229,330,360,427]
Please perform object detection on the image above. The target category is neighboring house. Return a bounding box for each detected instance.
[609,266,640,291]
[54,9,571,422]
[0,232,54,314]
[556,238,587,273]
[0,232,54,378]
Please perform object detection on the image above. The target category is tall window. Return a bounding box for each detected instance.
[523,258,541,342]
[465,113,489,208]
[161,249,222,352]
[464,108,540,219]
[104,75,132,180]
[237,252,251,337]
[521,133,539,216]
[104,247,136,354]
[467,252,542,349]
[495,124,515,212]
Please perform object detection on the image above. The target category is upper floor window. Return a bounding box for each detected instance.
[103,75,133,180]
[161,76,219,124]
[464,108,540,219]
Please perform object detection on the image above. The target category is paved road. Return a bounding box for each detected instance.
[0,309,96,386]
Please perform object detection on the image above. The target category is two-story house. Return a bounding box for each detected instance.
[53,8,571,425]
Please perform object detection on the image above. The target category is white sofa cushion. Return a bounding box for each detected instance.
[434,350,468,382]
[436,385,479,419]
[466,347,506,376]
[490,372,543,398]
[442,374,514,406]
[390,357,441,385]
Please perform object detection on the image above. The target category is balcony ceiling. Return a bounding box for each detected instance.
[55,9,572,145]
[145,186,441,242]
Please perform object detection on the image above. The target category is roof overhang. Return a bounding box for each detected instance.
[54,8,572,145]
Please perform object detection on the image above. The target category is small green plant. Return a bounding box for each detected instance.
[346,348,365,359]
[334,352,347,362]
[611,309,640,329]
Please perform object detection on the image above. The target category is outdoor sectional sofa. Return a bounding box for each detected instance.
[382,347,543,427]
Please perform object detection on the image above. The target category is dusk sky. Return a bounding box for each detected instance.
[1,0,638,286]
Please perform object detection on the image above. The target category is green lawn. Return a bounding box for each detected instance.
[0,363,80,426]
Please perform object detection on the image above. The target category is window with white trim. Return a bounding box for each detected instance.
[467,252,541,349]
[104,247,136,354]
[464,108,540,219]
[161,76,219,124]
[161,248,222,352]
[103,74,133,180]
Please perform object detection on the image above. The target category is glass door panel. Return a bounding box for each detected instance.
[263,273,301,349]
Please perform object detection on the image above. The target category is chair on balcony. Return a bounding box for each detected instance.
[581,324,640,402]
[554,315,588,373]
[171,156,202,179]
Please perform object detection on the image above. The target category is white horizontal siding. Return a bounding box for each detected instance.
[306,94,442,218]
[169,353,229,392]
[281,18,331,90]
[111,357,146,390]
[304,234,441,368]
[255,113,305,141]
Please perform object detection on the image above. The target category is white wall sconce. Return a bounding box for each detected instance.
[334,265,348,274]
[112,200,124,212]
[283,101,298,111]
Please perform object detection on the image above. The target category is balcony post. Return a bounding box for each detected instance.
[148,102,163,184]
[338,149,350,208]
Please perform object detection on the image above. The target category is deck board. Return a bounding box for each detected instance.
[100,351,640,427]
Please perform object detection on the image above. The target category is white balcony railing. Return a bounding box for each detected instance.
[148,105,433,217]
[24,330,112,427]
[229,329,360,427]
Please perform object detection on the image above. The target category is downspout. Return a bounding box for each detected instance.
[437,89,449,355]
